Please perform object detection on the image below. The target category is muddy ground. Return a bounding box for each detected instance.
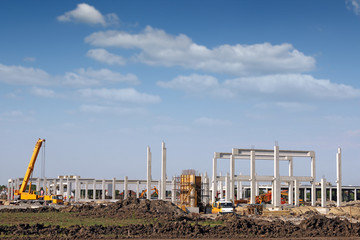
[1,198,360,239]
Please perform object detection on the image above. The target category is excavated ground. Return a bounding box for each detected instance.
[1,198,360,239]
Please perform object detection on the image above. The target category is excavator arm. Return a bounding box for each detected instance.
[17,138,45,194]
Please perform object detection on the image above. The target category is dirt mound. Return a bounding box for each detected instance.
[66,198,187,221]
[1,215,360,239]
[0,206,59,213]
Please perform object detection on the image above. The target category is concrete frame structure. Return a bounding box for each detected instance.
[6,143,347,209]
[7,176,173,202]
[212,146,317,207]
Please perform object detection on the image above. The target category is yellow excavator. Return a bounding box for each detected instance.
[139,187,159,198]
[14,138,63,204]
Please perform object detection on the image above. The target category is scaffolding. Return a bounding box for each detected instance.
[174,169,201,208]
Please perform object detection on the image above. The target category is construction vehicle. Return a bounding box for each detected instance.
[14,138,63,204]
[255,190,303,205]
[139,187,159,198]
[211,200,234,214]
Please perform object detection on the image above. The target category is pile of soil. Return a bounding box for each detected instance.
[0,206,59,213]
[64,198,187,221]
[1,215,360,239]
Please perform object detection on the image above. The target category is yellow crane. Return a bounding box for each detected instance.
[14,138,63,204]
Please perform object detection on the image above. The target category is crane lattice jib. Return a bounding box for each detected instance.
[18,138,45,194]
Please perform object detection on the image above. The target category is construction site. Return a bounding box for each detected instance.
[1,138,360,239]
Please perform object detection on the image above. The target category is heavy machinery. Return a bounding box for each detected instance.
[211,200,234,214]
[139,187,159,198]
[255,190,303,205]
[14,138,63,204]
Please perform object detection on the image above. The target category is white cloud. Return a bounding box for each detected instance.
[30,87,57,98]
[80,104,146,115]
[0,64,138,87]
[57,3,118,26]
[0,110,34,122]
[157,74,219,91]
[85,26,315,76]
[194,117,232,126]
[346,0,360,15]
[223,74,360,99]
[255,102,316,112]
[63,68,139,86]
[78,88,161,104]
[23,57,36,62]
[274,102,316,112]
[86,49,126,65]
[346,129,360,137]
[157,74,234,98]
[0,64,51,85]
[158,73,360,101]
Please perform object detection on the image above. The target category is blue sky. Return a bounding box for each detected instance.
[1,1,360,186]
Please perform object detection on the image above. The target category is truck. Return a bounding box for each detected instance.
[211,200,234,214]
[14,138,63,204]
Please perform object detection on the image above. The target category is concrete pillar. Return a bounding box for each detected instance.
[225,174,230,201]
[43,178,47,195]
[75,176,80,202]
[59,178,64,196]
[53,179,57,195]
[337,148,342,207]
[85,181,88,200]
[161,142,166,200]
[229,153,235,201]
[7,179,11,201]
[15,179,19,195]
[288,159,294,205]
[66,178,70,202]
[237,180,242,200]
[124,176,128,199]
[250,150,256,204]
[311,154,316,207]
[112,178,116,201]
[158,180,161,199]
[147,146,152,200]
[171,177,176,203]
[321,178,327,207]
[102,179,105,201]
[93,180,96,200]
[273,145,281,207]
[218,172,223,199]
[136,181,140,199]
[255,181,259,196]
[304,187,307,202]
[355,188,357,201]
[211,156,217,203]
[294,179,299,207]
[36,178,41,192]
[204,172,210,205]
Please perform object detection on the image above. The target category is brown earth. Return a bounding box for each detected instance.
[1,198,360,239]
[65,197,188,221]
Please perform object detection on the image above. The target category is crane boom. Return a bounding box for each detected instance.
[18,138,45,194]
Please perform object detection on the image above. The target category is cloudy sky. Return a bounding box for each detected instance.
[1,1,360,186]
